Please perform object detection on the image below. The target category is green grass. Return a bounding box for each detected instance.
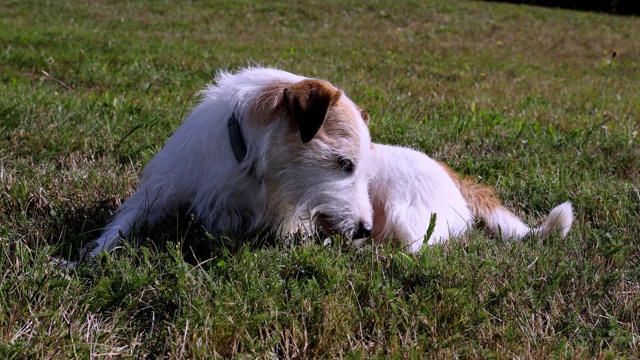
[1,0,639,358]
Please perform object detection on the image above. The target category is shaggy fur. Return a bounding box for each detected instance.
[83,67,374,259]
[368,144,573,252]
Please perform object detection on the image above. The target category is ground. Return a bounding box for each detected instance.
[1,1,639,358]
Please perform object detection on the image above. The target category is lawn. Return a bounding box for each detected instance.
[1,0,639,358]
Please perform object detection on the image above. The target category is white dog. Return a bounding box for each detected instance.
[81,67,374,260]
[367,144,573,252]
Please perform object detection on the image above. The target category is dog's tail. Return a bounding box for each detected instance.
[455,176,573,240]
[477,200,573,240]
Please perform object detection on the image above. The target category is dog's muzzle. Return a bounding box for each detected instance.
[352,221,372,239]
[316,215,372,240]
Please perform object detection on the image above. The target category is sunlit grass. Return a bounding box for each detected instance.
[1,0,639,358]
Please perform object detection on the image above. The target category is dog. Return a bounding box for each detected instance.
[79,66,375,260]
[366,143,573,252]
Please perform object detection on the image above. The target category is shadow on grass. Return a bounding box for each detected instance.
[482,0,639,16]
[51,202,290,266]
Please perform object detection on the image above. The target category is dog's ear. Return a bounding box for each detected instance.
[283,79,341,143]
[360,108,370,126]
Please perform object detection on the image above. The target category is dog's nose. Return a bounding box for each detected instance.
[352,221,372,239]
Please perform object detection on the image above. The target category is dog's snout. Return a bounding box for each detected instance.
[353,221,372,239]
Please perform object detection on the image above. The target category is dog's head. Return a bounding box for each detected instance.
[248,77,374,240]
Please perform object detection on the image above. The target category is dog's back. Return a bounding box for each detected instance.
[368,143,573,252]
[369,144,473,252]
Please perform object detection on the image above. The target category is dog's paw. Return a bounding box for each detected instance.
[323,237,332,247]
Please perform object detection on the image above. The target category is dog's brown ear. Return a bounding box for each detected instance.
[283,79,341,143]
[360,109,370,126]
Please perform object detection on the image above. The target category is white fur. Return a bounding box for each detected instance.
[368,144,574,252]
[369,144,473,252]
[84,67,374,259]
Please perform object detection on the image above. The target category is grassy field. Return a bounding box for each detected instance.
[1,0,639,358]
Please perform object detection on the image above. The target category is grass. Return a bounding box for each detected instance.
[1,0,639,358]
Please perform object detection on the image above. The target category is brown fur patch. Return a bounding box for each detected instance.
[246,81,289,127]
[313,97,363,151]
[248,79,350,145]
[437,160,503,220]
[284,79,342,143]
[371,189,388,239]
[247,78,364,153]
[356,105,370,126]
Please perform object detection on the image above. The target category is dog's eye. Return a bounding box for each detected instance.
[337,157,355,174]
